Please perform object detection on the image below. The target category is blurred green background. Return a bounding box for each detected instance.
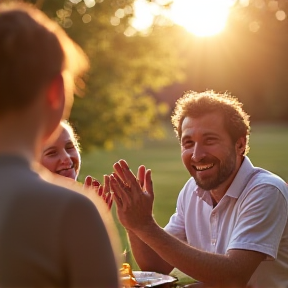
[78,123,288,268]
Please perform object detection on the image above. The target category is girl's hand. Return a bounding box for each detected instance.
[84,175,113,210]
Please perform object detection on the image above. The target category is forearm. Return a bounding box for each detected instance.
[127,229,173,274]
[133,222,264,286]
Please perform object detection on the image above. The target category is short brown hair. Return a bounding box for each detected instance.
[0,1,89,117]
[171,90,251,155]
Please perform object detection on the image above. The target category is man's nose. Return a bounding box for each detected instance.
[191,143,205,162]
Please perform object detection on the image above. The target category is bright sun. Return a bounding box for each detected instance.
[169,0,232,37]
[130,0,233,37]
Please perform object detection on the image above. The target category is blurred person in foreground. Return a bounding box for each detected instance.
[110,90,288,288]
[0,2,119,287]
[40,120,113,209]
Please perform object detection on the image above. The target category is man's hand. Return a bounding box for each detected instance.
[110,159,155,232]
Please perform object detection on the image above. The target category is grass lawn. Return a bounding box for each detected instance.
[78,122,288,268]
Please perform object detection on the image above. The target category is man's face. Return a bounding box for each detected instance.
[180,112,243,191]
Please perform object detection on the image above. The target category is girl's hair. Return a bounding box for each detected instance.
[60,120,81,153]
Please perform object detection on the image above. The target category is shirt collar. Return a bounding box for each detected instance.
[225,156,255,199]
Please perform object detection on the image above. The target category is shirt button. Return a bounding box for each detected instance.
[211,239,216,245]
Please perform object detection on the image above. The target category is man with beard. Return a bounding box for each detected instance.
[110,90,288,288]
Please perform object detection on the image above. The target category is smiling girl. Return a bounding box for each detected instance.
[40,121,113,209]
[40,121,81,180]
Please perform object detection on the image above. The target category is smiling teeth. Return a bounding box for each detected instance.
[56,166,73,173]
[195,164,214,171]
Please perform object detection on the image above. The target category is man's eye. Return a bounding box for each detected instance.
[182,140,194,147]
[206,138,217,145]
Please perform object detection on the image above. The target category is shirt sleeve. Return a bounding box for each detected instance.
[227,184,288,259]
[61,193,120,287]
[164,187,188,242]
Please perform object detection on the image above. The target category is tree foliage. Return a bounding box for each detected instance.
[27,0,185,150]
[27,0,288,150]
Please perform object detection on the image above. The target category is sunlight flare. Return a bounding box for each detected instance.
[170,0,233,37]
[130,0,234,37]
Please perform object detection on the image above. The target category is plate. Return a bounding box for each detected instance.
[133,271,177,287]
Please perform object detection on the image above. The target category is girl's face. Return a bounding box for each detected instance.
[40,126,81,180]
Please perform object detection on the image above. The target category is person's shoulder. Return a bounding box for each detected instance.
[249,168,288,198]
[0,158,81,202]
[26,172,95,209]
[42,178,92,202]
[253,168,287,187]
[38,179,104,228]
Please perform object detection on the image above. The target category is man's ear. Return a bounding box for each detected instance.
[46,74,65,110]
[236,137,246,155]
[41,74,65,144]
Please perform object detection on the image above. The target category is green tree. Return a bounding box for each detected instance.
[29,0,185,150]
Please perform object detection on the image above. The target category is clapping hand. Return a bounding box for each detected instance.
[84,175,113,210]
[109,159,155,232]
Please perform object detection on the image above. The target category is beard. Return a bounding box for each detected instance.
[194,149,237,191]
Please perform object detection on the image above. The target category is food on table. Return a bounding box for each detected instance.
[120,263,137,287]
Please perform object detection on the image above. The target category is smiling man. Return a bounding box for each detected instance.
[111,90,288,288]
